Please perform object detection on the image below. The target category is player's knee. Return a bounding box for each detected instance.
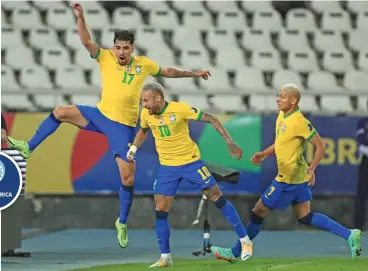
[121,172,134,186]
[251,211,264,225]
[298,212,314,225]
[213,195,226,209]
[155,210,168,220]
[53,106,70,122]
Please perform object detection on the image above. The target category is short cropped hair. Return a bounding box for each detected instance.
[142,82,165,99]
[114,29,134,45]
[282,83,301,100]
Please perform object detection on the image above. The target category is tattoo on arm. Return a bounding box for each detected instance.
[200,112,232,143]
[132,129,148,148]
[161,68,197,78]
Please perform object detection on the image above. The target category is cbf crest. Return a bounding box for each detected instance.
[281,124,286,132]
[169,114,176,123]
[135,66,142,73]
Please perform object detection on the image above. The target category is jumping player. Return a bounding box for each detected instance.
[126,83,252,268]
[6,2,211,249]
[211,84,363,262]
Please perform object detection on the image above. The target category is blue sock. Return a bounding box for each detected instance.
[301,213,351,240]
[28,112,61,151]
[119,184,134,224]
[213,196,246,239]
[231,212,264,258]
[155,210,170,253]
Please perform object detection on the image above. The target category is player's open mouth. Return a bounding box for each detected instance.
[119,56,126,62]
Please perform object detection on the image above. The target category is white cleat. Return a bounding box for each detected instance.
[241,240,253,261]
[148,256,173,268]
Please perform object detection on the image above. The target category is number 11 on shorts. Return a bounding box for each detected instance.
[198,166,211,180]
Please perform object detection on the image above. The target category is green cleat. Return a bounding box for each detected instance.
[210,246,237,264]
[6,136,32,159]
[348,229,363,260]
[115,218,128,248]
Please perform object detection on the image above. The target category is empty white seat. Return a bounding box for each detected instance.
[136,1,169,11]
[358,50,368,71]
[241,29,274,52]
[278,29,310,52]
[1,66,21,90]
[211,95,246,112]
[67,1,103,10]
[55,67,88,89]
[323,50,354,74]
[216,48,245,70]
[314,30,345,52]
[100,26,122,49]
[307,71,343,93]
[272,70,303,90]
[71,95,100,106]
[162,72,198,93]
[240,1,275,13]
[356,12,368,30]
[171,1,206,12]
[12,6,43,29]
[2,1,30,10]
[171,28,205,51]
[207,29,237,52]
[206,1,239,12]
[182,10,213,30]
[177,95,210,110]
[145,47,176,67]
[285,8,317,32]
[252,10,283,32]
[1,27,24,49]
[299,95,319,112]
[33,1,66,10]
[29,27,60,49]
[180,49,211,69]
[344,71,368,92]
[251,49,282,72]
[349,29,368,52]
[135,27,168,51]
[2,9,7,24]
[288,50,319,73]
[217,11,247,31]
[19,66,53,89]
[2,94,35,111]
[65,27,97,50]
[41,47,71,70]
[90,68,101,88]
[199,68,232,94]
[83,8,110,29]
[149,9,179,31]
[33,94,67,109]
[310,1,343,13]
[112,7,144,28]
[321,11,352,32]
[74,48,96,69]
[320,96,353,113]
[46,7,75,29]
[249,95,273,111]
[358,96,368,111]
[347,1,368,13]
[235,68,269,93]
[6,47,36,69]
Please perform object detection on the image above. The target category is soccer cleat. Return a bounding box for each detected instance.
[148,256,173,268]
[348,229,363,260]
[6,137,32,159]
[240,241,253,261]
[210,246,237,264]
[115,218,128,248]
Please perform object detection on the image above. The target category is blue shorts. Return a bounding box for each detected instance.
[76,105,135,162]
[153,160,217,196]
[261,179,312,210]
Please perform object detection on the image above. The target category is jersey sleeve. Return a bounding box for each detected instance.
[145,57,161,77]
[90,48,109,63]
[180,103,203,121]
[296,118,317,141]
[139,109,149,131]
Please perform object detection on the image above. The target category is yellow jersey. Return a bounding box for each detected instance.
[92,48,161,127]
[274,108,317,184]
[140,102,203,166]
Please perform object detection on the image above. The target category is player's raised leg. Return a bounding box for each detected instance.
[294,200,363,260]
[6,105,90,159]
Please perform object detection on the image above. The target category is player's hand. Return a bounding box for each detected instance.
[126,145,137,164]
[195,70,211,80]
[71,2,84,18]
[227,141,243,160]
[307,168,315,186]
[251,152,265,166]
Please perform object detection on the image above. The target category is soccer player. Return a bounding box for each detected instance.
[126,83,252,268]
[6,2,211,249]
[211,84,363,262]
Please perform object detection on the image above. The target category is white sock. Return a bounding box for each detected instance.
[161,253,170,260]
[240,235,252,244]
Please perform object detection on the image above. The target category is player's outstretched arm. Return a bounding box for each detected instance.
[251,144,274,166]
[71,3,99,57]
[198,112,243,160]
[126,129,149,163]
[160,67,211,80]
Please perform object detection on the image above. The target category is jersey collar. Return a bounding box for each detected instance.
[156,101,168,115]
[283,107,300,119]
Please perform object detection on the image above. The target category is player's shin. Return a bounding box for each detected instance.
[155,210,171,258]
[28,112,61,151]
[119,184,134,224]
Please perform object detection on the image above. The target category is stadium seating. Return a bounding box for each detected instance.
[1,0,367,115]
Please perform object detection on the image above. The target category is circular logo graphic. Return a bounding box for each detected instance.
[0,152,23,211]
